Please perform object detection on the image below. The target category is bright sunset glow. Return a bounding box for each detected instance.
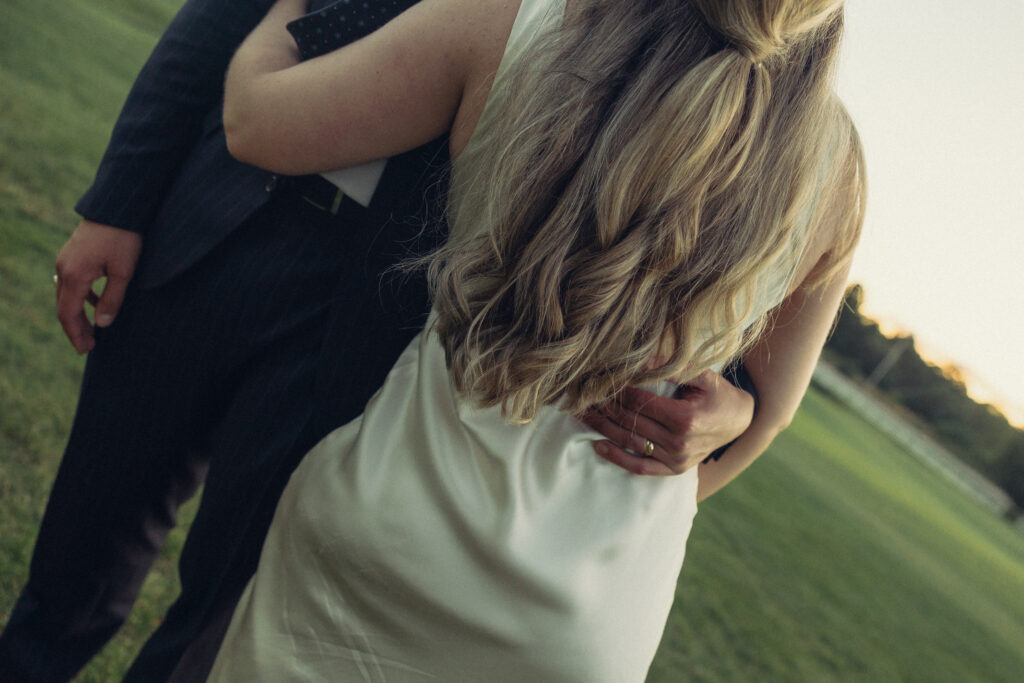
[837,0,1024,426]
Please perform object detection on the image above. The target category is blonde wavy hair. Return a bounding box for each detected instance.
[427,0,866,423]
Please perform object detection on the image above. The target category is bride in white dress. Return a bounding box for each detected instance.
[210,0,864,680]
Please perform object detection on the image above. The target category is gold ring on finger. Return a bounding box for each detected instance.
[643,439,655,456]
[53,273,59,286]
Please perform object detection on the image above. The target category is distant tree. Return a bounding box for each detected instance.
[824,283,1022,485]
[994,435,1024,517]
[824,284,891,379]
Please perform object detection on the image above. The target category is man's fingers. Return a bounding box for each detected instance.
[617,386,695,432]
[599,400,673,447]
[95,275,129,327]
[592,440,675,476]
[580,408,641,452]
[56,276,97,354]
[677,369,718,393]
[580,408,669,461]
[59,311,95,354]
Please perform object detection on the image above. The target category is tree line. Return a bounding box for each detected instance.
[822,285,1024,518]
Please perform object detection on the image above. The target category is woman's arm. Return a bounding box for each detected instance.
[224,0,511,174]
[695,260,850,501]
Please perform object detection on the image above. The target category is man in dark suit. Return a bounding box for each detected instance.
[0,1,755,681]
[0,2,450,681]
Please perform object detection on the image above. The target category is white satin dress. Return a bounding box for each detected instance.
[208,1,801,680]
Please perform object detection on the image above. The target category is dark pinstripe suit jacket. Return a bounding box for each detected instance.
[75,0,441,289]
[74,0,447,433]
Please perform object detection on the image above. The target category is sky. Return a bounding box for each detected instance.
[835,0,1024,425]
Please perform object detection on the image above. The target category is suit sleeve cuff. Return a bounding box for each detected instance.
[75,163,167,235]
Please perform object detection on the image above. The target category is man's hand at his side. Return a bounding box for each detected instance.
[55,220,142,353]
[580,370,755,476]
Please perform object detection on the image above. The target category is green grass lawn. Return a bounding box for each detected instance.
[2,1,1023,681]
[0,1,197,680]
[650,390,1024,682]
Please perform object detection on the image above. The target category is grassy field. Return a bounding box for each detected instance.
[0,1,197,679]
[651,389,1024,682]
[2,1,1023,681]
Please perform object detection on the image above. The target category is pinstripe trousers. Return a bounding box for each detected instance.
[0,183,433,682]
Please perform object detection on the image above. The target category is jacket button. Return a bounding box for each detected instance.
[264,175,278,193]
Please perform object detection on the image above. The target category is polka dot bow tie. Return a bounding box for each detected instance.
[287,0,418,61]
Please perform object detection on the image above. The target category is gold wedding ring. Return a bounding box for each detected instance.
[643,439,655,456]
[52,273,59,286]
